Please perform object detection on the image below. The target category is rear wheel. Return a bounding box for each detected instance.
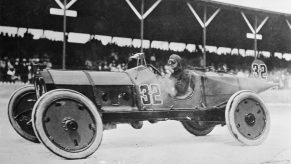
[181,120,215,136]
[32,89,103,159]
[8,85,39,143]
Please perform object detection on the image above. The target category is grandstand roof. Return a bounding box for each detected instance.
[200,0,291,16]
[0,0,291,53]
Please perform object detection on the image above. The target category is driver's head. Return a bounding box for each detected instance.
[168,54,182,71]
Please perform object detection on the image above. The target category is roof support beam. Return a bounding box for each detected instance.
[143,0,162,20]
[140,0,144,53]
[125,0,162,20]
[62,0,67,69]
[241,12,269,59]
[241,12,269,34]
[205,8,221,27]
[241,12,255,33]
[187,3,221,28]
[187,3,205,28]
[254,15,258,58]
[187,2,220,67]
[256,16,269,33]
[125,0,142,20]
[286,19,291,30]
[125,0,162,53]
[54,0,65,9]
[66,0,78,9]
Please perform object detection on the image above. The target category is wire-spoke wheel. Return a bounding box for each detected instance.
[8,85,39,143]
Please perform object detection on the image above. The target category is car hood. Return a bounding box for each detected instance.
[43,69,134,86]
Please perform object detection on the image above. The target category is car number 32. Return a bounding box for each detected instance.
[252,63,267,79]
[139,84,163,105]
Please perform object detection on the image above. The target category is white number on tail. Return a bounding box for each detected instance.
[251,63,267,79]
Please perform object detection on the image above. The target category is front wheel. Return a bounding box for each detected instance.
[32,89,103,159]
[225,90,270,145]
[181,120,215,136]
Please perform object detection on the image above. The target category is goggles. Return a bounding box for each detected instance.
[168,59,177,65]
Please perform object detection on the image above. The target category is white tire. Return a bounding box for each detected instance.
[225,90,270,145]
[8,85,39,143]
[32,89,103,159]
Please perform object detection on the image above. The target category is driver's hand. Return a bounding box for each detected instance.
[165,65,174,77]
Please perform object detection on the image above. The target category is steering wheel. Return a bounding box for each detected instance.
[146,64,162,76]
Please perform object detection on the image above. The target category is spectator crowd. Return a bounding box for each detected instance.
[0,56,52,83]
[0,34,290,88]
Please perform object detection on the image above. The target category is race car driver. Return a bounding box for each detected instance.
[165,54,192,97]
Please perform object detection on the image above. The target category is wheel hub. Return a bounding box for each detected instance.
[63,117,78,131]
[245,113,256,127]
[234,98,267,139]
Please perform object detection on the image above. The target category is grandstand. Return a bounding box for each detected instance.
[0,0,291,87]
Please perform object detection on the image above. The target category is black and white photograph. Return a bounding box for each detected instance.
[0,0,291,163]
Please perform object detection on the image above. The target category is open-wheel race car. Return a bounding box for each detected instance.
[8,53,276,159]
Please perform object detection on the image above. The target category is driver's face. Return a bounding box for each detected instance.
[168,59,178,69]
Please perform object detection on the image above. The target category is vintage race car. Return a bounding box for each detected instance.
[8,54,276,159]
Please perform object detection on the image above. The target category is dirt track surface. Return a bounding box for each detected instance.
[0,85,291,164]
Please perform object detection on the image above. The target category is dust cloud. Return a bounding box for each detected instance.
[159,75,177,97]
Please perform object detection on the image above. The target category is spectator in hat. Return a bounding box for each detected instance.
[127,53,138,69]
[20,58,29,83]
[14,58,21,81]
[0,58,6,82]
